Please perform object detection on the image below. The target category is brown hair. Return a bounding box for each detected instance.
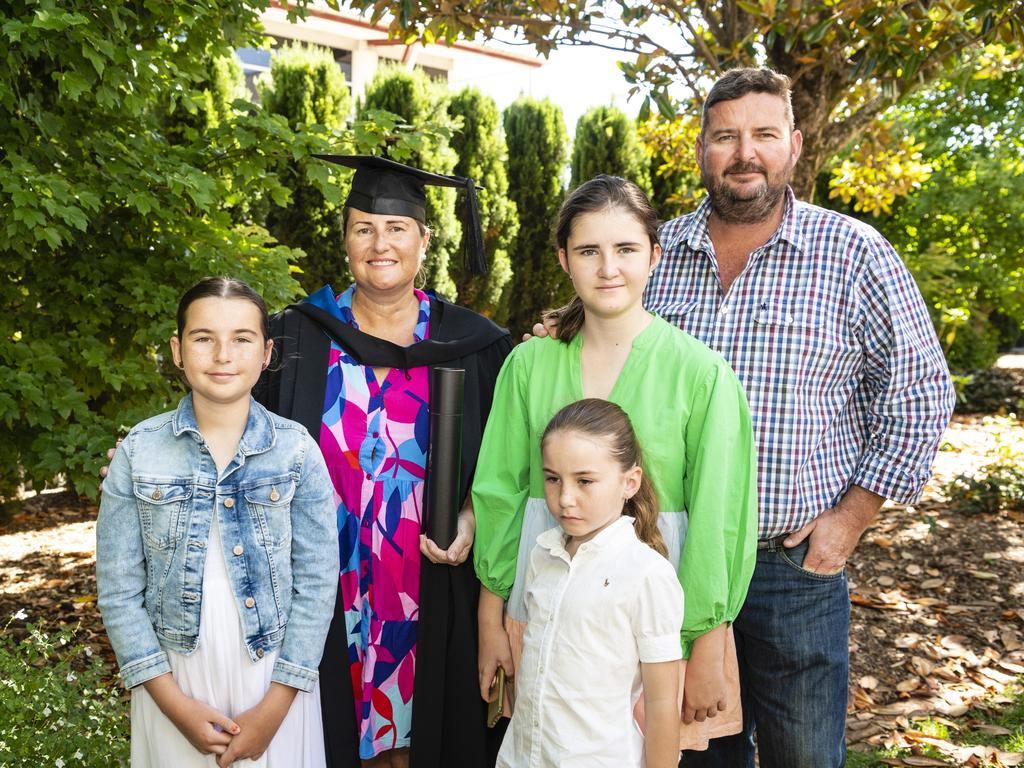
[546,175,661,343]
[176,277,269,340]
[700,67,794,137]
[542,399,667,557]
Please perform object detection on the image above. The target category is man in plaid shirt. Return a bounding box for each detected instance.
[648,69,956,767]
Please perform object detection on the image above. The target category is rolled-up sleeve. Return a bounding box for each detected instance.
[472,349,532,600]
[96,438,171,689]
[273,435,340,692]
[632,559,685,664]
[850,238,956,503]
[678,361,758,657]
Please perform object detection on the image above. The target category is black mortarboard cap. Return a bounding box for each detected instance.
[312,154,488,276]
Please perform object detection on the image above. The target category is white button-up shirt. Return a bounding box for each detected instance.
[497,517,684,768]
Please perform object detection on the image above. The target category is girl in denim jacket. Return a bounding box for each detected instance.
[97,277,339,767]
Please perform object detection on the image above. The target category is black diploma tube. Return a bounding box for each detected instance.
[425,367,465,550]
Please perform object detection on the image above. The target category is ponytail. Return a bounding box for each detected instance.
[625,473,667,557]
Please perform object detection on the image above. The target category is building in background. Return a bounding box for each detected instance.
[238,2,543,104]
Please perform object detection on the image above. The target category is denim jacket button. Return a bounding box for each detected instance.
[151,488,162,500]
[256,648,265,659]
[224,498,235,508]
[244,597,255,608]
[233,545,244,556]
[269,487,280,502]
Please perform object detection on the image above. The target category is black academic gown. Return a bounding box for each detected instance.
[254,291,513,768]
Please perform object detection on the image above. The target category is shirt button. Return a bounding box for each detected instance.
[224,498,235,508]
[719,305,729,315]
[244,597,255,608]
[255,648,265,659]
[365,472,372,480]
[372,431,379,438]
[232,545,244,556]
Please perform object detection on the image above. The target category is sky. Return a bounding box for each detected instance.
[446,41,642,135]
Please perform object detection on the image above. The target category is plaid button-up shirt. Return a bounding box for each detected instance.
[646,189,955,538]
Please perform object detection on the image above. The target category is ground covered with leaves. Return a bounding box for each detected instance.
[1,415,1022,766]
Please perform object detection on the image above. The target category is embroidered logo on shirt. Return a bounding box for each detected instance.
[603,578,610,587]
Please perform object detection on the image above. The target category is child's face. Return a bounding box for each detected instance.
[558,204,661,321]
[169,297,272,409]
[542,429,642,548]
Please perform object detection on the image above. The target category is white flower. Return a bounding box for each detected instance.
[83,646,93,657]
[65,671,76,682]
[55,760,65,768]
[13,609,27,620]
[73,750,83,760]
[42,706,51,717]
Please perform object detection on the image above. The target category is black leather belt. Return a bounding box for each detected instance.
[756,534,791,550]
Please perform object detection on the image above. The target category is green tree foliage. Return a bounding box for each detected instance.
[502,97,570,336]
[870,62,1024,372]
[0,1,438,500]
[358,65,460,298]
[570,105,650,195]
[447,87,518,320]
[0,1,314,499]
[341,0,1023,202]
[163,54,246,146]
[636,113,703,220]
[259,42,354,294]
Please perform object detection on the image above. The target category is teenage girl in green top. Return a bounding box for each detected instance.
[472,175,758,750]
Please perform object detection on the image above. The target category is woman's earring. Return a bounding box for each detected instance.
[649,267,656,277]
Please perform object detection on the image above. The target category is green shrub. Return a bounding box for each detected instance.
[570,105,651,195]
[502,97,570,336]
[258,42,354,294]
[943,460,1024,515]
[0,618,129,766]
[447,87,518,319]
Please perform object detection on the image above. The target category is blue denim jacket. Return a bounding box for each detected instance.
[96,394,339,692]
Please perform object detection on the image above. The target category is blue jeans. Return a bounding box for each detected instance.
[679,539,849,768]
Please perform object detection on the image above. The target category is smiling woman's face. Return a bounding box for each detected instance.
[344,207,430,295]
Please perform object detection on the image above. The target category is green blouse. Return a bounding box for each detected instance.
[472,315,758,656]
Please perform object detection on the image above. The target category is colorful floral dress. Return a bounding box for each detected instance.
[317,286,430,759]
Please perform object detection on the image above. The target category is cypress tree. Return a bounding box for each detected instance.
[447,87,518,320]
[258,42,353,294]
[502,97,570,336]
[359,66,460,299]
[570,105,651,194]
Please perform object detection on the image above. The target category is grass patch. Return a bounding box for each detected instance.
[847,681,1024,766]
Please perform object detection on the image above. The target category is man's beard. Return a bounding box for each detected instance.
[702,160,792,224]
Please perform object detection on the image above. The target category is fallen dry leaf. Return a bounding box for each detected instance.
[860,675,880,690]
[909,657,934,676]
[920,578,946,589]
[1001,629,1023,651]
[896,677,922,693]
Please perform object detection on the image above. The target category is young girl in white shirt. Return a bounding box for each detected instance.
[496,398,684,768]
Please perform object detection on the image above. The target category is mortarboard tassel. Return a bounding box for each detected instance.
[461,178,488,276]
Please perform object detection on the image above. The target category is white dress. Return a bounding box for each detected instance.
[131,515,326,767]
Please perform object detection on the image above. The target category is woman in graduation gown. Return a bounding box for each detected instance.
[255,155,513,768]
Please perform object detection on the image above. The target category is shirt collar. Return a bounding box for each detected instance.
[673,186,804,255]
[305,284,431,343]
[537,516,639,559]
[172,393,276,456]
